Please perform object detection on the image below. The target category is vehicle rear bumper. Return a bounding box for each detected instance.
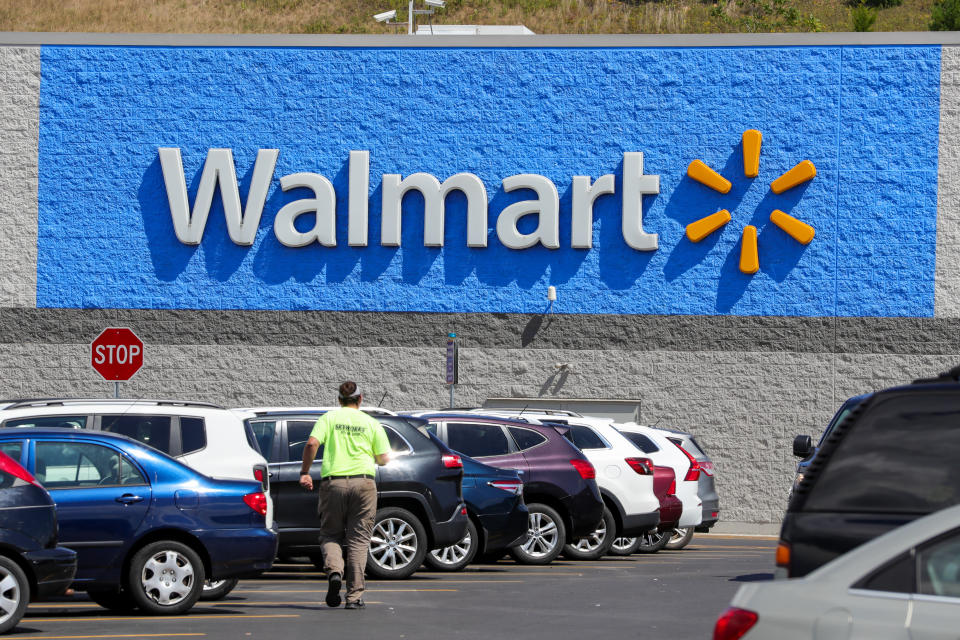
[657,496,683,531]
[562,483,605,538]
[696,498,721,532]
[429,502,469,550]
[478,502,529,553]
[201,527,278,580]
[23,547,77,599]
[619,510,660,537]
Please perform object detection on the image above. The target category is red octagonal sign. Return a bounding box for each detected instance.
[91,328,144,382]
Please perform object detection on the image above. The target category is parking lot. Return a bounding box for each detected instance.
[15,536,775,640]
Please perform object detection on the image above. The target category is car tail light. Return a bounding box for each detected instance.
[460,506,468,515]
[624,457,654,475]
[714,607,758,640]
[700,460,715,476]
[668,478,676,495]
[253,465,269,490]
[243,492,268,516]
[775,541,790,569]
[488,480,523,495]
[442,454,463,469]
[671,441,701,481]
[569,459,595,479]
[0,452,42,488]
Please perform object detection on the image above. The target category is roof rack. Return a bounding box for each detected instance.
[912,365,960,384]
[471,407,583,417]
[0,398,225,410]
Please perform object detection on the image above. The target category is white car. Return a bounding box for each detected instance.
[468,409,661,560]
[0,398,274,600]
[716,502,960,640]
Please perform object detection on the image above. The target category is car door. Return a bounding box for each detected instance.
[272,419,324,545]
[909,529,960,640]
[32,439,151,583]
[439,421,528,475]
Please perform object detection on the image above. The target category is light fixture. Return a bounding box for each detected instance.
[547,285,556,314]
[373,0,446,34]
[373,9,397,22]
[424,0,445,7]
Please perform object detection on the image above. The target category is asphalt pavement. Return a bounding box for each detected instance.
[16,536,777,640]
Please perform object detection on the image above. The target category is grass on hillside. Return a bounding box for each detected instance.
[0,0,940,34]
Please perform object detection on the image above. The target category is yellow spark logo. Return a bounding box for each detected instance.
[684,130,816,274]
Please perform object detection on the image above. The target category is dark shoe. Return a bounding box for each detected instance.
[344,599,365,610]
[325,572,342,607]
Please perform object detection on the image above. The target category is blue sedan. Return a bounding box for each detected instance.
[0,428,276,615]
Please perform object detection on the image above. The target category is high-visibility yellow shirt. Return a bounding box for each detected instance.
[309,407,390,478]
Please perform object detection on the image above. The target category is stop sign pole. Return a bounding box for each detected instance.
[91,328,144,398]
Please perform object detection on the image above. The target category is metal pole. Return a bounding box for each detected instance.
[408,0,414,34]
[449,383,454,409]
[114,381,120,398]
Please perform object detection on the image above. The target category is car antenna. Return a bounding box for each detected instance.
[378,391,388,407]
[519,404,529,415]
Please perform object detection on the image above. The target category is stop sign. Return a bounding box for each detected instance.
[91,328,144,381]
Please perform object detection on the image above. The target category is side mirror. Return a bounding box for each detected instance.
[793,435,813,459]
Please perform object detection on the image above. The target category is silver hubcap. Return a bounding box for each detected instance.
[669,528,689,544]
[572,518,607,552]
[0,567,22,625]
[203,579,228,592]
[370,517,419,570]
[612,537,636,552]
[641,531,664,547]
[430,530,473,565]
[141,550,196,606]
[520,511,560,559]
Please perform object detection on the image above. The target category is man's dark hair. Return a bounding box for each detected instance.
[338,381,361,406]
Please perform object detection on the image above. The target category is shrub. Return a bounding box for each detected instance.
[847,0,901,7]
[931,0,960,30]
[851,3,877,31]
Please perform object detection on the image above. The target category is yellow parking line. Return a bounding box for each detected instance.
[229,589,457,593]
[25,614,300,623]
[20,635,205,639]
[689,545,778,550]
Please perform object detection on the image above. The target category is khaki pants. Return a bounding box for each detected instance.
[317,477,377,603]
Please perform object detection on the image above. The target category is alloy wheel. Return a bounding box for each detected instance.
[0,566,22,626]
[430,530,473,566]
[571,518,607,552]
[370,517,419,570]
[140,550,197,606]
[521,511,561,559]
[612,537,637,553]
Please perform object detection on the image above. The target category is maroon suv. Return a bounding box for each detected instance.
[416,413,604,565]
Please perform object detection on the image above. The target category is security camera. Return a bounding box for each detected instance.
[424,0,445,7]
[373,9,397,22]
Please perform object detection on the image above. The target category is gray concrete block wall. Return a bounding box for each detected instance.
[939,46,960,316]
[0,46,38,308]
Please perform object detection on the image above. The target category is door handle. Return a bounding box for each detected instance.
[116,494,144,505]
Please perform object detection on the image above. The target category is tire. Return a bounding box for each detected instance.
[609,536,641,556]
[127,541,205,615]
[366,507,428,580]
[424,518,478,572]
[665,527,695,551]
[87,588,138,612]
[199,577,239,601]
[508,503,566,565]
[0,555,29,634]
[636,530,670,554]
[562,506,615,560]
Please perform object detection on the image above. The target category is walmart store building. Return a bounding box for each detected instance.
[1,32,958,531]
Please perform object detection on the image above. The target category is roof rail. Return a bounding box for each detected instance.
[912,365,960,385]
[0,398,225,410]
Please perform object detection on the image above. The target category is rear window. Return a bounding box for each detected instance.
[564,424,608,450]
[0,442,22,463]
[508,427,547,451]
[621,432,660,454]
[100,415,172,453]
[446,422,511,458]
[5,415,87,429]
[805,393,960,514]
[250,420,277,460]
[383,426,412,454]
[180,417,207,454]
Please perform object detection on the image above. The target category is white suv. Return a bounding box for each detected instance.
[470,409,661,560]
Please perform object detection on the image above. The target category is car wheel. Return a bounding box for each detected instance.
[562,506,615,560]
[127,541,205,615]
[424,519,478,572]
[636,530,670,554]
[509,503,566,565]
[665,527,694,550]
[199,577,239,601]
[0,555,29,634]
[87,588,138,612]
[366,507,428,580]
[609,536,641,556]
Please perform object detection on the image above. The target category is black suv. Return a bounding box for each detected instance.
[245,409,467,579]
[779,366,960,578]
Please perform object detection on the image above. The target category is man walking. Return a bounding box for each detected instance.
[300,381,391,609]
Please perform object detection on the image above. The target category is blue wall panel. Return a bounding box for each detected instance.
[36,45,941,315]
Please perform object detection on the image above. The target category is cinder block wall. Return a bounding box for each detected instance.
[0,38,956,532]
